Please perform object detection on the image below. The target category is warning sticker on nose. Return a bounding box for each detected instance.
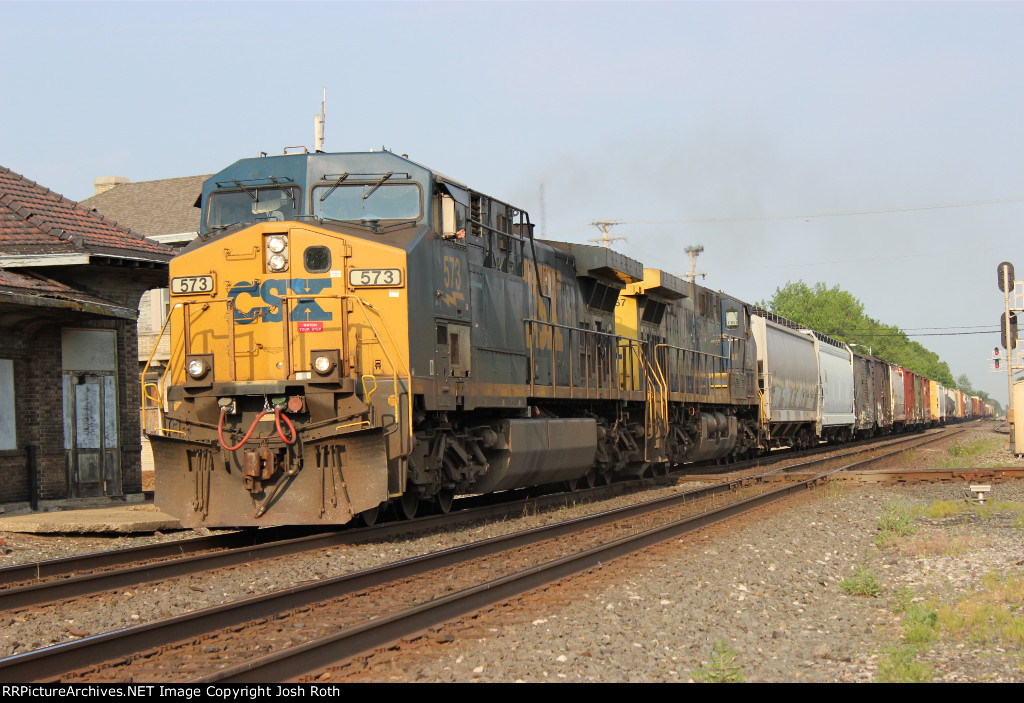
[297,321,324,333]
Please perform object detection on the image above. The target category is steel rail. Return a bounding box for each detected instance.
[204,429,975,682]
[1,427,962,682]
[0,425,962,608]
[202,470,841,682]
[0,527,306,588]
[0,457,831,682]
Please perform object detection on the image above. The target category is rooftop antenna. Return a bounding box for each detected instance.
[682,244,707,282]
[589,220,625,248]
[314,86,326,152]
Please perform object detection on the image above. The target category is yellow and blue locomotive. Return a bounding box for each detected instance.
[149,151,760,527]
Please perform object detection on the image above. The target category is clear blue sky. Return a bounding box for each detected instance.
[2,1,1021,405]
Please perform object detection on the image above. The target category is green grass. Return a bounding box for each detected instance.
[875,645,933,683]
[875,571,1024,681]
[875,500,918,547]
[840,565,883,597]
[935,438,1004,468]
[902,603,939,645]
[922,499,1024,522]
[936,571,1024,647]
[691,640,744,683]
[889,587,916,613]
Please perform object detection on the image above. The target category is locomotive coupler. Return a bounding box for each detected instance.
[241,444,283,494]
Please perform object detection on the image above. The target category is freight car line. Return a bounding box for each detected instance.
[0,429,965,682]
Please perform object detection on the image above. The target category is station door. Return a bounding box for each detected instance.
[62,329,121,497]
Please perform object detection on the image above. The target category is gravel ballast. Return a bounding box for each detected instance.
[1,424,1022,682]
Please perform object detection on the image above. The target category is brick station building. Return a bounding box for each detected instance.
[0,166,172,509]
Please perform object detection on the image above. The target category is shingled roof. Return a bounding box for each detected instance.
[80,174,208,238]
[0,166,173,318]
[0,166,173,262]
[0,267,138,318]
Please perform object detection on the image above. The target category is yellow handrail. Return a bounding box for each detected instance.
[139,302,183,433]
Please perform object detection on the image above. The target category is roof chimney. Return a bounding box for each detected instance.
[94,176,130,195]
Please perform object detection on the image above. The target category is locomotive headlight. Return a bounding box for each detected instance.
[265,234,289,272]
[313,355,335,375]
[187,358,208,378]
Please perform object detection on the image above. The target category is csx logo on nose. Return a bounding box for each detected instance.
[228,278,333,325]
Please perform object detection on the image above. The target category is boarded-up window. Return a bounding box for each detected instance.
[0,360,15,450]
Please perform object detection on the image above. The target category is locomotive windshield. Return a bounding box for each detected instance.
[206,187,300,229]
[313,183,421,222]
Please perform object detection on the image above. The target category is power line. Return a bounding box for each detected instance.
[842,330,999,337]
[835,324,996,332]
[847,327,999,333]
[624,195,1024,226]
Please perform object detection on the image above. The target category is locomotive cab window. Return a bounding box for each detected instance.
[304,246,331,273]
[313,183,421,223]
[206,187,299,229]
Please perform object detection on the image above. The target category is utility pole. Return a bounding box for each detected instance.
[682,244,707,282]
[589,220,625,248]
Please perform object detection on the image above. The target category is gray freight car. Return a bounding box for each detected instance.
[751,313,819,449]
[804,331,855,443]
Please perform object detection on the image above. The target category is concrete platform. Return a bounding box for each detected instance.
[0,504,183,534]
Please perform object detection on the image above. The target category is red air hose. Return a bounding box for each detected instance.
[217,408,269,451]
[275,408,297,445]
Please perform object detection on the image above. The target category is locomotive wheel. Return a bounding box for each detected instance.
[399,492,418,520]
[358,506,380,527]
[436,488,454,515]
[584,469,597,489]
[564,478,579,492]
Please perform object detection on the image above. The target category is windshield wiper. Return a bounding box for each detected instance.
[377,220,418,233]
[319,172,349,202]
[229,179,258,202]
[318,217,376,232]
[267,176,295,207]
[362,172,393,200]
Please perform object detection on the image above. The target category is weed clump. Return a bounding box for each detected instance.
[875,500,917,547]
[876,645,933,683]
[840,565,883,597]
[691,640,744,683]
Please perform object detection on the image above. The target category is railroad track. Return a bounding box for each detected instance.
[1,425,999,682]
[0,425,965,609]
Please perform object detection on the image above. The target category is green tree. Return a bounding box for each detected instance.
[759,281,956,386]
[956,374,974,394]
